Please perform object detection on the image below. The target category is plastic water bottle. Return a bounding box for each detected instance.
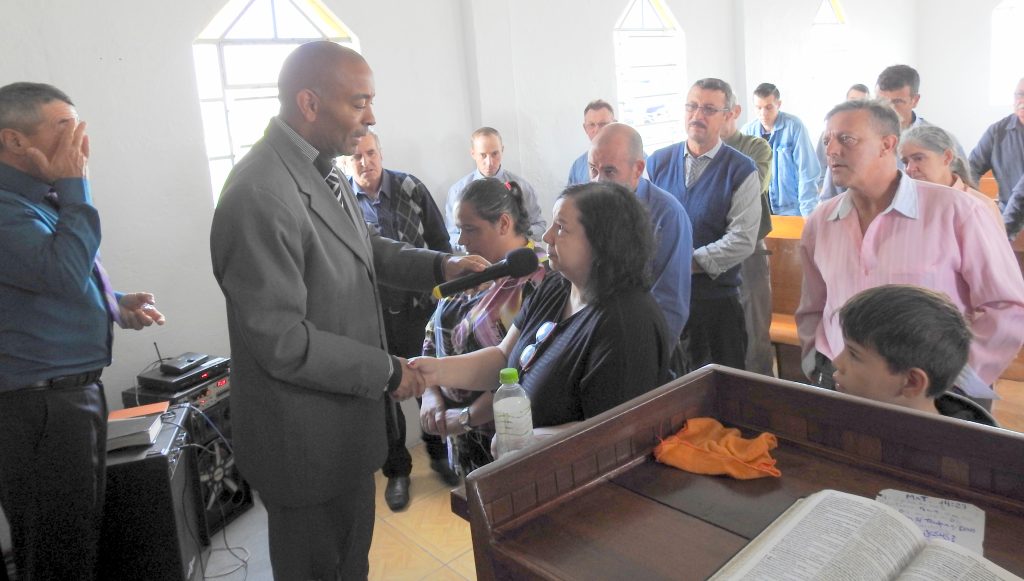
[492,368,534,459]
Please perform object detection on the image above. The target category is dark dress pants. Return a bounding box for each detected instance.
[264,472,375,581]
[382,306,446,479]
[0,382,107,581]
[682,295,748,371]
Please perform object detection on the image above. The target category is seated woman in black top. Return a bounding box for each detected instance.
[410,181,671,435]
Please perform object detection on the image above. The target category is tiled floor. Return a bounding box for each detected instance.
[203,443,474,580]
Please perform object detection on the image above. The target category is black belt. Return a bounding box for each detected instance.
[19,370,103,392]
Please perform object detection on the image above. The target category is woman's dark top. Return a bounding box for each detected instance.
[509,272,671,428]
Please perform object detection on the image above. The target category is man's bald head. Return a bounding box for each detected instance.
[276,41,376,158]
[278,41,367,117]
[592,123,644,162]
[589,123,645,190]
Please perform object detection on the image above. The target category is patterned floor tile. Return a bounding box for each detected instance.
[386,485,473,563]
[368,520,445,581]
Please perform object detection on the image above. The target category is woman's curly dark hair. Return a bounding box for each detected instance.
[559,181,654,304]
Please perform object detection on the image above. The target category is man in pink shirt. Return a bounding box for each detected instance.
[796,99,1024,406]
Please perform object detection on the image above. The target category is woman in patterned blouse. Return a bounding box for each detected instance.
[419,177,547,473]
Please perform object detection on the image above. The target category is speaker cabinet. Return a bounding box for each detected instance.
[191,395,253,535]
[122,372,253,537]
[98,405,205,581]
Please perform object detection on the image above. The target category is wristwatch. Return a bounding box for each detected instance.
[458,407,472,432]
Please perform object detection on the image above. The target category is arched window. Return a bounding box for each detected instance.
[193,0,357,200]
[990,0,1023,106]
[613,0,686,155]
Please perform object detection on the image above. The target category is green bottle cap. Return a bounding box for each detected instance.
[499,368,519,384]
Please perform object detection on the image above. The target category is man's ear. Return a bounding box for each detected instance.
[295,89,319,123]
[0,128,24,152]
[910,94,921,109]
[900,367,931,399]
[881,134,900,156]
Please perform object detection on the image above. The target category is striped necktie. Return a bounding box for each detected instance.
[326,166,359,225]
[687,155,710,187]
[45,189,122,326]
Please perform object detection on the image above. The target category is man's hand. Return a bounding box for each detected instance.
[391,357,425,401]
[26,120,89,183]
[443,254,489,281]
[118,292,166,330]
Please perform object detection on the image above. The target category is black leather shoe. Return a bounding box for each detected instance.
[430,458,461,486]
[384,476,410,511]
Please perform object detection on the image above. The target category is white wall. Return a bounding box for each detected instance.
[915,0,1010,150]
[738,0,918,138]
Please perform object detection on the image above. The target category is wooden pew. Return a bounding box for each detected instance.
[461,367,1024,580]
[979,170,999,200]
[764,213,1024,382]
[764,216,804,382]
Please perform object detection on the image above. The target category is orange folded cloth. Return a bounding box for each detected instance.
[654,417,781,480]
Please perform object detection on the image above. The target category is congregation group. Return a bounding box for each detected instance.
[2,38,1023,579]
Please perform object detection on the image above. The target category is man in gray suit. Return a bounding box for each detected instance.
[210,42,485,580]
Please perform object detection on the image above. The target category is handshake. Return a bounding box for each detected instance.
[390,356,439,401]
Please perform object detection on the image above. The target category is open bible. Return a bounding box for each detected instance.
[711,489,1021,580]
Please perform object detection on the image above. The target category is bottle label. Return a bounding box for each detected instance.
[493,397,533,438]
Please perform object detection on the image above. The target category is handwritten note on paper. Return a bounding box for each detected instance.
[876,489,986,554]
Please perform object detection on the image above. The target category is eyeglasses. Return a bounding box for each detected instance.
[518,321,557,371]
[685,103,729,116]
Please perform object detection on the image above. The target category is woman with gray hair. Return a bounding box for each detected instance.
[899,125,1003,228]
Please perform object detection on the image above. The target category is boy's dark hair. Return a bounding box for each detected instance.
[839,285,971,397]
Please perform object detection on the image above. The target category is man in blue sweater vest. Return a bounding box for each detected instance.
[647,78,761,371]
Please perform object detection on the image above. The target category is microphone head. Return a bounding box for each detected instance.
[505,247,539,277]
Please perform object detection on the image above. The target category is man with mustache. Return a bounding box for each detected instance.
[970,77,1024,240]
[647,78,761,372]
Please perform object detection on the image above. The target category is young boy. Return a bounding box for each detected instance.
[833,285,997,426]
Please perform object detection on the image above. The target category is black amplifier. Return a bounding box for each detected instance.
[137,356,230,392]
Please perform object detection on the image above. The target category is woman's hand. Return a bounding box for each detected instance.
[419,386,447,436]
[407,356,442,389]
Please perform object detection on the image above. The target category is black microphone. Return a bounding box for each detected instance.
[433,247,539,298]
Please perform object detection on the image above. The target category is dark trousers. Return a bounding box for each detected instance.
[0,382,108,581]
[683,295,748,370]
[264,472,375,581]
[382,307,446,479]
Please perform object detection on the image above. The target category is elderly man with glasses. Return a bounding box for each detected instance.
[646,78,761,373]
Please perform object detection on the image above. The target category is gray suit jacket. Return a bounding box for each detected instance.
[210,120,440,507]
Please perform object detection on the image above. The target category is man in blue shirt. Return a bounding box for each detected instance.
[588,122,692,341]
[446,127,545,249]
[0,82,165,580]
[741,83,820,217]
[568,99,616,186]
[970,77,1024,239]
[647,78,761,372]
[344,131,455,510]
